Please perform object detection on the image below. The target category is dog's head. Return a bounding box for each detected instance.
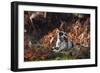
[59,31,67,38]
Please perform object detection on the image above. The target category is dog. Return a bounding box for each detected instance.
[53,31,73,53]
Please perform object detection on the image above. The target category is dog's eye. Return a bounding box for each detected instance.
[59,32,63,36]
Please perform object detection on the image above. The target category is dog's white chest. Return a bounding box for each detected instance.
[60,41,67,49]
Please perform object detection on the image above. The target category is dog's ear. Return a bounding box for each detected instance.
[55,28,60,34]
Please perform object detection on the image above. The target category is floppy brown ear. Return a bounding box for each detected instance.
[55,28,60,34]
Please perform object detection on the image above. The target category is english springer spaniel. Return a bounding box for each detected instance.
[53,31,73,52]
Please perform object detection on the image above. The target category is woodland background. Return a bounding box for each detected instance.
[24,11,90,61]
